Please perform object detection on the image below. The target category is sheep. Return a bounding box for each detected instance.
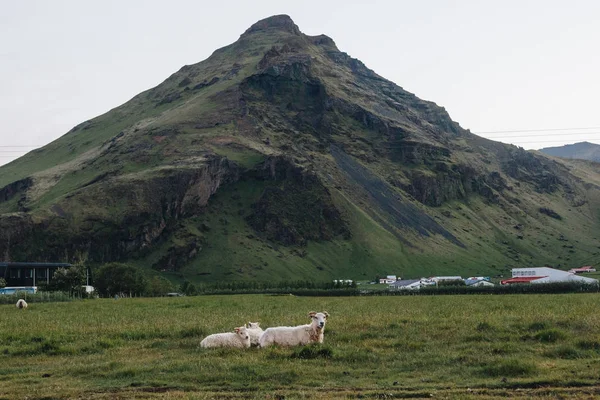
[259,311,329,348]
[200,326,250,348]
[245,322,264,346]
[16,299,28,309]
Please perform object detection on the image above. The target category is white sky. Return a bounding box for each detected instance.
[1,0,599,167]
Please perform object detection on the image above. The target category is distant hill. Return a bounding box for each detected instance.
[539,142,600,162]
[2,15,600,283]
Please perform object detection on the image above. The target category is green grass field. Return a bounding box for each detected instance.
[1,294,600,399]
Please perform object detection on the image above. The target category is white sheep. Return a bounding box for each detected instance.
[246,322,264,346]
[16,299,28,309]
[200,326,250,348]
[259,311,329,348]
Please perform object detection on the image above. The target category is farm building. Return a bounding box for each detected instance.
[568,266,597,274]
[389,279,422,290]
[501,267,598,285]
[429,276,463,283]
[379,275,398,284]
[465,278,495,287]
[0,262,72,287]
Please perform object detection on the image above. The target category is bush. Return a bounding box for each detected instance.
[93,263,148,297]
[146,276,175,297]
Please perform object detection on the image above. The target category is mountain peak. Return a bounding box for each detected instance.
[243,14,300,36]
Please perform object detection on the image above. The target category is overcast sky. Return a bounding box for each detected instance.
[1,0,599,166]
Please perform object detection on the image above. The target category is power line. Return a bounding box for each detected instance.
[475,126,600,134]
[480,132,600,139]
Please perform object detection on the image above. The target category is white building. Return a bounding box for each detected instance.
[430,276,463,282]
[504,267,598,285]
[379,275,397,284]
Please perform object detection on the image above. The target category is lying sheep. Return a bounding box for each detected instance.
[259,311,329,348]
[246,322,264,346]
[200,326,250,348]
[16,299,28,309]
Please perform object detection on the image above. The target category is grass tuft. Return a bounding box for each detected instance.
[534,329,567,343]
[290,345,333,359]
[480,358,537,377]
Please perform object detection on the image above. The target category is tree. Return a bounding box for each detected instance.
[180,280,197,296]
[48,265,86,296]
[146,276,174,297]
[94,263,148,297]
[0,278,6,288]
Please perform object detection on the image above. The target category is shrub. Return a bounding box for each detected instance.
[93,263,148,297]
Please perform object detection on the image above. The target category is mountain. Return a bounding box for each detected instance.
[2,15,600,283]
[539,142,600,162]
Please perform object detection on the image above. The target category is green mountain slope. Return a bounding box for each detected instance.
[2,15,600,283]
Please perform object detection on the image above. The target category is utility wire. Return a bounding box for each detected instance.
[480,132,600,139]
[476,126,600,134]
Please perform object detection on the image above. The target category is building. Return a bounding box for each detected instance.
[465,279,495,287]
[389,279,422,290]
[0,262,72,287]
[429,276,463,283]
[568,266,597,274]
[379,275,397,284]
[501,267,598,285]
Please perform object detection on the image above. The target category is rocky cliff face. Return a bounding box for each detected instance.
[1,15,600,281]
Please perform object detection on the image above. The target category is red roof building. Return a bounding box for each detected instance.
[500,276,546,285]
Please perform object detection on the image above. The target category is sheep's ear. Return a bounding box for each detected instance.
[323,311,329,318]
[234,327,240,333]
[246,322,251,328]
[308,311,317,317]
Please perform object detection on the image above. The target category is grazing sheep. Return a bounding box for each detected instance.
[246,322,264,346]
[259,311,329,348]
[16,299,28,309]
[200,326,250,348]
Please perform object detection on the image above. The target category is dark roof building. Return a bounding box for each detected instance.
[0,262,72,287]
[389,279,421,289]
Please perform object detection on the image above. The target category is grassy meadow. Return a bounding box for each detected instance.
[1,294,600,399]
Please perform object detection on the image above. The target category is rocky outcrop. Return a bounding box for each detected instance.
[501,148,564,193]
[242,14,301,36]
[0,178,32,212]
[247,157,350,245]
[0,156,240,263]
[402,165,506,207]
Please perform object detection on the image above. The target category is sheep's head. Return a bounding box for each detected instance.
[308,311,329,330]
[234,326,249,341]
[246,322,260,329]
